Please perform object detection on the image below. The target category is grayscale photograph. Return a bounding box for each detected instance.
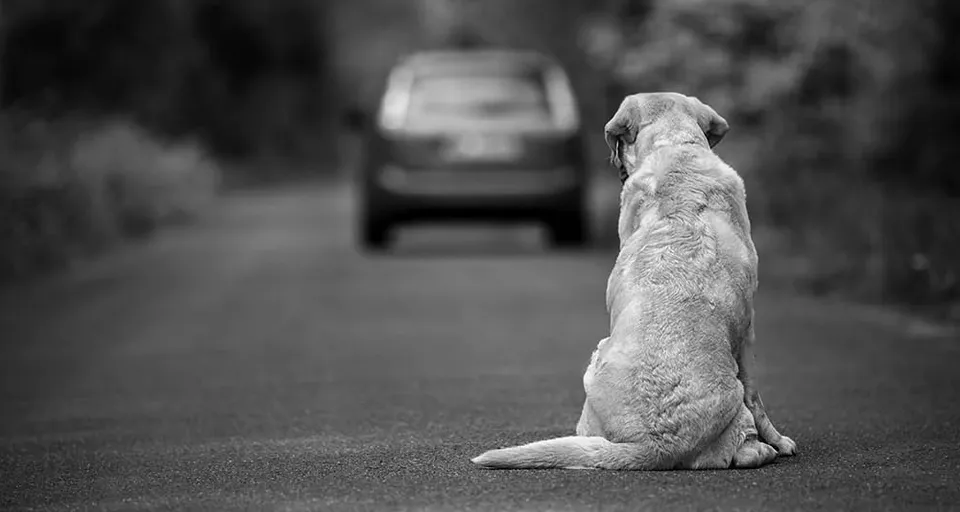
[0,0,958,510]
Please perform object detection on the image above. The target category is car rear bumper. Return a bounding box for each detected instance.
[361,166,586,220]
[377,165,579,197]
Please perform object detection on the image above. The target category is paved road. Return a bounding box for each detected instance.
[1,181,958,511]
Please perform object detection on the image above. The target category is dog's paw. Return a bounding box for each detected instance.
[773,435,797,457]
[732,439,778,469]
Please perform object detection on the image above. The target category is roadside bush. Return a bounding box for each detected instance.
[0,114,221,282]
[69,120,220,235]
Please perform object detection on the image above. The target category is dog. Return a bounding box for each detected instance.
[471,92,797,470]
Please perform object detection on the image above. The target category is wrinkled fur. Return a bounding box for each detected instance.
[472,92,797,470]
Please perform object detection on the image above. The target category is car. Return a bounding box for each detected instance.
[347,47,590,250]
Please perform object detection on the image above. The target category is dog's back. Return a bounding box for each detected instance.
[608,143,756,329]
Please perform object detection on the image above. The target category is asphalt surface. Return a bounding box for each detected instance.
[1,181,959,512]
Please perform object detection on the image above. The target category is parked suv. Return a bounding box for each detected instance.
[352,48,589,250]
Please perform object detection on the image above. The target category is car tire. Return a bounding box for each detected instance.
[547,209,589,248]
[360,211,392,251]
[361,220,391,251]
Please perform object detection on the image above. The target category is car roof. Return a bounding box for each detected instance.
[397,49,557,75]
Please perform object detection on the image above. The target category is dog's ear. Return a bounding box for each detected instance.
[690,97,729,148]
[604,99,641,178]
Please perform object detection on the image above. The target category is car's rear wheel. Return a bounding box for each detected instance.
[360,215,393,251]
[363,220,391,250]
[546,208,589,248]
[359,198,393,251]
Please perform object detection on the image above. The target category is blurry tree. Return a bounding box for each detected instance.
[0,0,5,106]
[585,0,959,315]
[1,0,335,162]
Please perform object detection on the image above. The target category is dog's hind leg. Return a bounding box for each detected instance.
[688,402,776,469]
[738,314,798,456]
[731,404,778,468]
[576,399,604,437]
[576,339,608,437]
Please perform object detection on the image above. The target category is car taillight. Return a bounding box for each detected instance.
[545,66,580,133]
[378,68,414,132]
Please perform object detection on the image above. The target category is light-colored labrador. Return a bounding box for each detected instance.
[472,92,797,470]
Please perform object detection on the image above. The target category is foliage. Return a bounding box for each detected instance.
[2,0,332,160]
[0,114,220,281]
[586,0,959,318]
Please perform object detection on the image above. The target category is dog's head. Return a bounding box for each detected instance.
[604,92,729,183]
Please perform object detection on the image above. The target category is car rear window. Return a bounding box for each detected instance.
[404,72,553,130]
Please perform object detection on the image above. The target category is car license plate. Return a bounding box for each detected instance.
[443,134,522,161]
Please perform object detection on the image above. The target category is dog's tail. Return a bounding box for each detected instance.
[471,435,668,470]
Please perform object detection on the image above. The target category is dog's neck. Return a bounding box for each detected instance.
[621,131,710,189]
[649,131,709,154]
[621,130,709,182]
[616,138,720,248]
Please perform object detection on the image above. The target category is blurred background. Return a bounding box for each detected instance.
[1,0,958,320]
[3,3,960,508]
